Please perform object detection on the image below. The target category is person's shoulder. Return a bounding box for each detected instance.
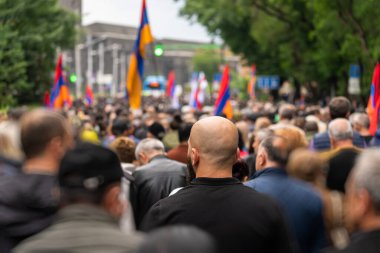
[244,173,272,189]
[287,177,323,206]
[12,223,57,253]
[244,178,257,189]
[238,182,280,206]
[314,131,329,138]
[319,247,342,253]
[163,157,187,167]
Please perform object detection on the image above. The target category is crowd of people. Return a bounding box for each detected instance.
[0,95,380,253]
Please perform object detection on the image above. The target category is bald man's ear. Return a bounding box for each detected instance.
[235,148,240,161]
[191,148,200,167]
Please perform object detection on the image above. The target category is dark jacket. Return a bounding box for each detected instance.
[311,131,366,151]
[245,168,327,253]
[130,155,187,229]
[13,204,144,253]
[0,155,22,177]
[141,177,296,253]
[322,147,361,193]
[321,229,380,253]
[167,143,188,164]
[0,173,58,252]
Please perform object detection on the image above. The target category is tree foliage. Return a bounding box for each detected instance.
[0,0,78,106]
[192,48,221,81]
[0,25,27,107]
[179,0,380,98]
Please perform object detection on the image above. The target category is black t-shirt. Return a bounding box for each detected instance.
[326,148,361,193]
[141,177,296,253]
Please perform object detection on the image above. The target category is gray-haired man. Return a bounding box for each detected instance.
[130,138,188,229]
[322,149,380,253]
[321,118,362,193]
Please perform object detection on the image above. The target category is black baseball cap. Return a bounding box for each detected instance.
[59,142,123,191]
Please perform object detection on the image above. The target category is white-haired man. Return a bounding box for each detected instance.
[130,138,187,229]
[349,113,372,145]
[322,149,380,252]
[321,118,362,193]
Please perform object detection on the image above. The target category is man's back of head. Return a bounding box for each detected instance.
[278,103,296,121]
[135,138,165,165]
[59,142,124,217]
[328,118,353,148]
[20,109,72,171]
[329,96,351,120]
[255,135,289,171]
[178,123,193,143]
[188,116,239,177]
[111,117,132,137]
[350,112,370,133]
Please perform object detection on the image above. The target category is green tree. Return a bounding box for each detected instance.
[179,0,380,99]
[192,48,222,81]
[0,0,78,105]
[0,25,27,107]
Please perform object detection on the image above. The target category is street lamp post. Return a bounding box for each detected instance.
[75,43,84,98]
[86,35,93,89]
[98,42,105,95]
[120,52,127,96]
[111,44,120,98]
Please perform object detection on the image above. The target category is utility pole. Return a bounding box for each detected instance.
[75,44,83,98]
[112,44,119,97]
[120,51,126,96]
[86,35,93,89]
[98,42,104,95]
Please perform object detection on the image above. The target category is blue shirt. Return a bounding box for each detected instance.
[245,167,327,253]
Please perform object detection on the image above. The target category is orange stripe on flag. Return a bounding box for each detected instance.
[127,54,142,109]
[139,25,153,56]
[223,100,233,119]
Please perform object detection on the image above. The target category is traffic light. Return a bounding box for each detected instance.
[69,73,77,83]
[154,43,164,57]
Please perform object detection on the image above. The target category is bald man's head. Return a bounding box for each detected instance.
[188,116,239,171]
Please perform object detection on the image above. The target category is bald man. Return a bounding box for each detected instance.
[0,109,73,251]
[141,116,295,253]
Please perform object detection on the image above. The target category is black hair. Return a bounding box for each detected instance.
[111,117,132,136]
[178,123,193,143]
[232,159,249,182]
[329,97,351,119]
[237,129,246,151]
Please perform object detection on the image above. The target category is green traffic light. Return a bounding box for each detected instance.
[154,44,164,56]
[69,74,77,83]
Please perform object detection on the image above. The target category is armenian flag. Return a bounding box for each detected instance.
[215,65,233,119]
[367,63,380,135]
[85,85,94,106]
[126,0,154,109]
[247,64,256,99]
[189,72,198,109]
[44,90,50,107]
[166,71,175,98]
[50,54,71,109]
